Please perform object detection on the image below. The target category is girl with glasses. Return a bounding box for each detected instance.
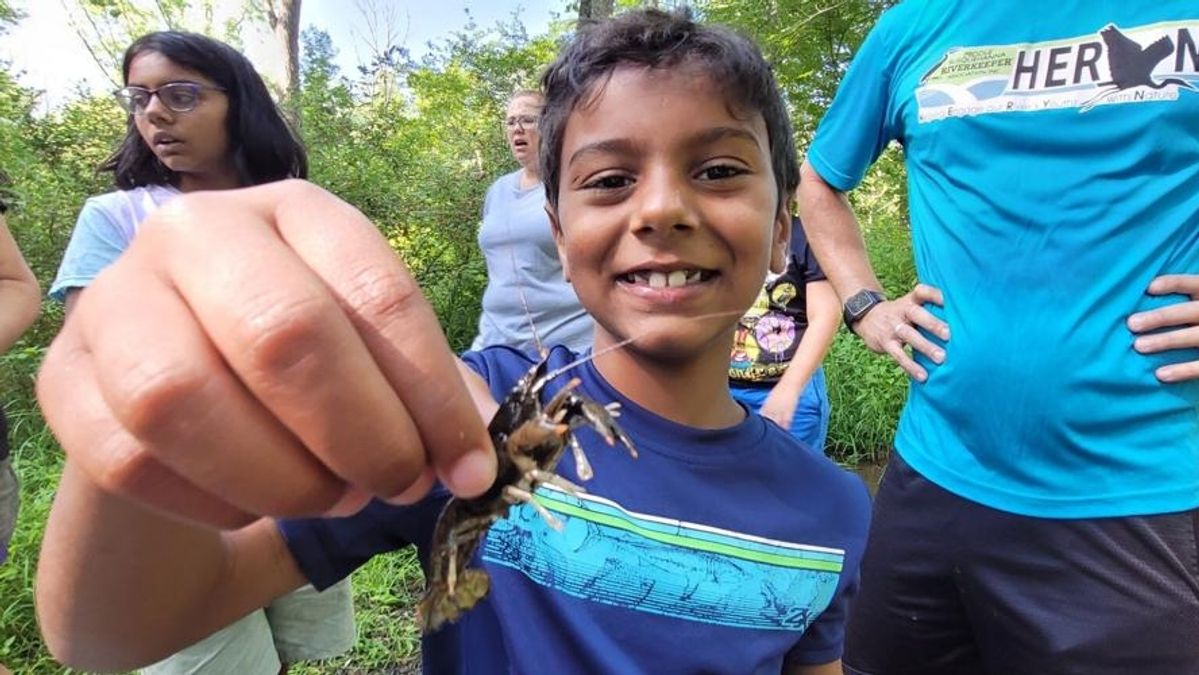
[48,31,353,675]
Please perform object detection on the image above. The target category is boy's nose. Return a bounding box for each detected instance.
[630,168,696,236]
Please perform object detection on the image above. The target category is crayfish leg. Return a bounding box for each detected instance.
[570,434,595,481]
[528,468,586,496]
[503,485,565,531]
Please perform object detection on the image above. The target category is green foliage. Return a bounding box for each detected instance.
[297,19,560,351]
[0,347,63,672]
[824,148,913,462]
[702,0,896,140]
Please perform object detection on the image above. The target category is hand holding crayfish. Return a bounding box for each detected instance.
[38,180,499,530]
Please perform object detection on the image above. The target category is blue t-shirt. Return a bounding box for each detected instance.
[808,2,1199,517]
[471,172,593,354]
[280,346,870,674]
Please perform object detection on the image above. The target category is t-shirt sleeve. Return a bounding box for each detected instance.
[784,475,872,666]
[789,220,827,284]
[49,199,133,301]
[278,494,445,591]
[805,5,905,192]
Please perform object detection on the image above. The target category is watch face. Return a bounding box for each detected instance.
[847,292,873,315]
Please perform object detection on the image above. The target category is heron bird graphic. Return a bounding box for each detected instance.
[1081,25,1196,112]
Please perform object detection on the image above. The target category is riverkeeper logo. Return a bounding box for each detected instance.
[916,20,1199,122]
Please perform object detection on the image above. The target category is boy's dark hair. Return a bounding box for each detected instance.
[102,31,307,189]
[539,8,798,213]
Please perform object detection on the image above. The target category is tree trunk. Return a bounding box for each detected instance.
[578,0,614,23]
[266,0,302,114]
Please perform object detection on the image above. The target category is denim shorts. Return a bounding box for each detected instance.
[844,452,1199,675]
[730,366,829,452]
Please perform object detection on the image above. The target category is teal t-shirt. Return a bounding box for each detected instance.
[808,1,1199,518]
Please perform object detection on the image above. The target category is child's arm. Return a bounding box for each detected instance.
[0,213,41,352]
[758,280,839,428]
[38,466,305,669]
[36,180,498,669]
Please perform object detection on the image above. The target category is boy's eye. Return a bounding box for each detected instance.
[697,165,746,181]
[583,174,633,190]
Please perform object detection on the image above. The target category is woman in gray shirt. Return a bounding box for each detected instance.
[471,90,592,354]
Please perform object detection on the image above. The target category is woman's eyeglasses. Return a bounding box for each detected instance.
[504,115,538,129]
[114,82,226,115]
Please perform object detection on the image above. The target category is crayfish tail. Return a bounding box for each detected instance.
[418,568,493,634]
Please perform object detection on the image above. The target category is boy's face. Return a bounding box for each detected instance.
[549,66,790,361]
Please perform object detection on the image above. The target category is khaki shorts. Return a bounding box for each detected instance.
[140,579,355,675]
[0,457,18,564]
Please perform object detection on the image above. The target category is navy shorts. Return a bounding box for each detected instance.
[844,452,1199,675]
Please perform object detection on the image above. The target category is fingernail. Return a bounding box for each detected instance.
[1133,337,1147,352]
[1128,316,1144,332]
[933,350,945,363]
[449,448,497,498]
[1158,367,1176,383]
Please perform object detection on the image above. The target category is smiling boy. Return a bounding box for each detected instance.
[35,10,869,674]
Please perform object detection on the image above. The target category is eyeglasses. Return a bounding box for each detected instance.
[504,115,538,129]
[114,82,226,115]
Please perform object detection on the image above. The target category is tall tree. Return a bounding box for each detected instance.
[263,0,302,103]
[579,0,615,22]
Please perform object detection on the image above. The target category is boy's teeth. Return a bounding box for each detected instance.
[632,269,705,288]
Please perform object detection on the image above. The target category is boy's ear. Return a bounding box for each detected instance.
[769,204,792,275]
[546,203,571,281]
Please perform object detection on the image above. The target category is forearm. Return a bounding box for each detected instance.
[0,218,40,352]
[37,462,301,670]
[776,282,841,399]
[0,278,40,352]
[798,161,881,300]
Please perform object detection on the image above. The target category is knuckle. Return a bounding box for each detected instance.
[341,264,423,326]
[239,291,338,378]
[91,440,162,496]
[360,450,428,498]
[109,360,212,440]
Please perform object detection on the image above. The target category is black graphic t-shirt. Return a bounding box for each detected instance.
[729,218,826,385]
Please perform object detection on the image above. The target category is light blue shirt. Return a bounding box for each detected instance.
[50,185,181,301]
[809,1,1199,517]
[472,171,592,354]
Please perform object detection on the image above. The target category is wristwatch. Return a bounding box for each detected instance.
[842,289,886,333]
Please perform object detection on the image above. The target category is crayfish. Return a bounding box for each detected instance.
[417,358,638,633]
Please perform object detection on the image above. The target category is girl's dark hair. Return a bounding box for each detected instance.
[539,9,798,213]
[102,31,307,189]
